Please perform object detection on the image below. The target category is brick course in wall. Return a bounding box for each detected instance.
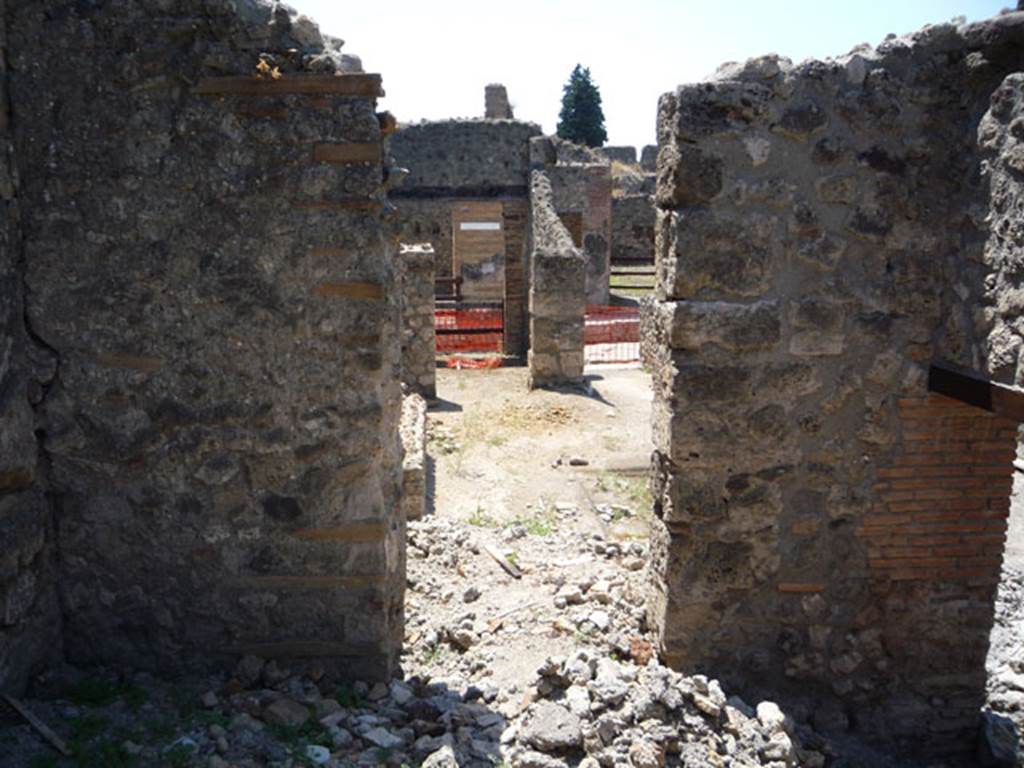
[860,395,1015,584]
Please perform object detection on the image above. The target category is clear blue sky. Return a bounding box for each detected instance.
[289,0,1009,150]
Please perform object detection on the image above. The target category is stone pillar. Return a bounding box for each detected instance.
[400,393,427,522]
[528,171,585,388]
[646,20,1024,760]
[399,243,437,399]
[485,83,513,119]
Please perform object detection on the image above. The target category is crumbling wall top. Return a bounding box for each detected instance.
[389,120,542,193]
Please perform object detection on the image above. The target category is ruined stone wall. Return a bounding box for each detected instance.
[390,120,540,192]
[599,145,636,164]
[611,194,655,263]
[531,137,612,305]
[640,145,658,172]
[528,171,585,388]
[648,12,1024,759]
[979,72,1024,386]
[391,200,454,277]
[2,0,404,685]
[389,120,541,356]
[0,0,61,694]
[399,244,436,398]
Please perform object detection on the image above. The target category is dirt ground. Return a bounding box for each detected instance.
[403,364,657,693]
[427,365,653,532]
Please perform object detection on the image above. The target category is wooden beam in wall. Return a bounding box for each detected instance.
[928,363,1024,422]
[313,143,381,164]
[193,74,384,97]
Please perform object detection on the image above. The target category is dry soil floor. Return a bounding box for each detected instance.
[402,364,658,693]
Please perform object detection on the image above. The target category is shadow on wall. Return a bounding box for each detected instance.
[977,711,1019,767]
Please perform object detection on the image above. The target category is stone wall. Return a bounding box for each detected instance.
[638,296,664,377]
[611,194,655,263]
[390,120,540,193]
[640,145,658,172]
[399,244,436,399]
[389,120,541,356]
[532,136,612,305]
[599,145,636,164]
[0,0,62,694]
[528,171,585,388]
[979,72,1024,387]
[647,12,1024,760]
[0,0,405,688]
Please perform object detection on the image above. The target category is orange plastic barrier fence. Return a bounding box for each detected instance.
[444,355,503,369]
[435,305,504,354]
[436,333,504,353]
[584,305,640,346]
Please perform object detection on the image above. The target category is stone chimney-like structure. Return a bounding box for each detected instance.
[485,83,513,119]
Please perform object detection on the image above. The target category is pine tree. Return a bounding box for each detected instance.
[556,64,607,148]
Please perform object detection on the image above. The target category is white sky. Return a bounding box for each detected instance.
[289,0,1010,150]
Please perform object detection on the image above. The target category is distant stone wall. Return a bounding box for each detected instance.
[532,136,612,305]
[611,194,655,263]
[390,120,540,193]
[647,12,1024,760]
[399,244,436,399]
[599,145,636,164]
[392,200,454,277]
[0,0,62,694]
[528,171,585,388]
[1,0,405,687]
[389,120,541,356]
[640,145,658,172]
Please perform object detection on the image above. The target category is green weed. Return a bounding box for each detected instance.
[335,683,366,710]
[64,677,123,707]
[468,504,500,528]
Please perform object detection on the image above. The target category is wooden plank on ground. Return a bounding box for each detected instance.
[2,695,72,756]
[484,544,522,579]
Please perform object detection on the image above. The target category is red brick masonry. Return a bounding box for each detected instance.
[859,394,1018,584]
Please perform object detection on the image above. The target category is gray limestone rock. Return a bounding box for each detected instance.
[519,701,583,752]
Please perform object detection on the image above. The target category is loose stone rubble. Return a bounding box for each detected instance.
[3,503,908,768]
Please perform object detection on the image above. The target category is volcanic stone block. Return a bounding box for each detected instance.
[659,299,781,352]
[656,208,780,300]
[655,142,724,208]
